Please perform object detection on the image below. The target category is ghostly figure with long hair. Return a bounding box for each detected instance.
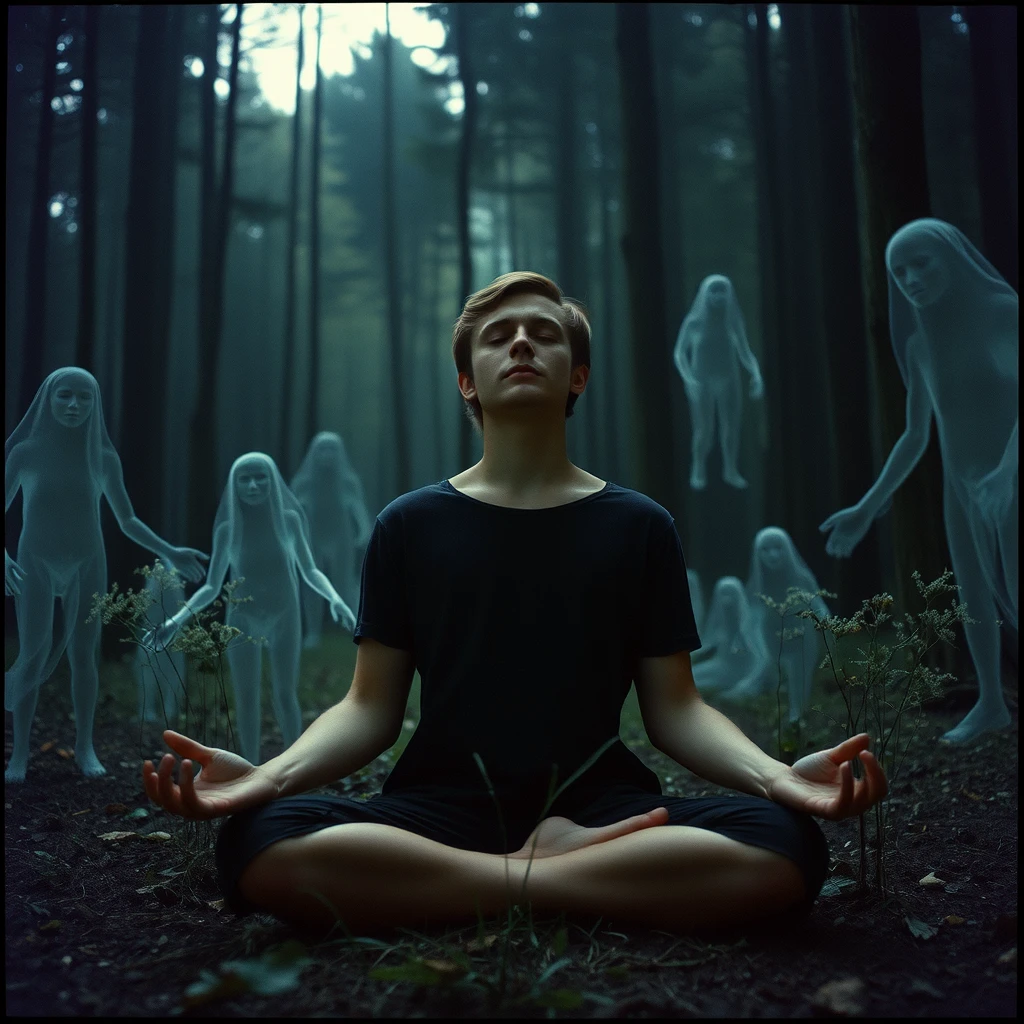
[289,432,372,648]
[687,568,706,636]
[691,576,770,695]
[146,452,356,764]
[4,367,208,782]
[721,527,830,724]
[674,274,764,490]
[820,219,1018,743]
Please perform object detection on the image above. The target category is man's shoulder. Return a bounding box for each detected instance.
[376,481,453,525]
[598,481,676,528]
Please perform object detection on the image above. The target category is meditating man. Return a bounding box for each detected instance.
[143,272,887,938]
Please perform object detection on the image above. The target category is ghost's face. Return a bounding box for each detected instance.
[757,531,789,572]
[888,237,950,308]
[235,461,272,506]
[705,279,729,310]
[49,374,96,429]
[313,442,339,471]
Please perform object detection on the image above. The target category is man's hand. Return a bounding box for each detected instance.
[766,734,888,821]
[142,730,279,820]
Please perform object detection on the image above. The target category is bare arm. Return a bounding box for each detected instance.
[636,651,786,798]
[263,638,415,797]
[153,525,231,634]
[5,442,26,514]
[856,342,933,519]
[635,651,887,820]
[143,638,416,818]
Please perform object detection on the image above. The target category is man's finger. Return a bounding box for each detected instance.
[157,753,182,814]
[142,760,161,806]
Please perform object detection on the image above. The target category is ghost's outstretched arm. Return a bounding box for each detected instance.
[5,443,27,596]
[288,511,357,631]
[820,340,933,556]
[102,450,208,581]
[145,525,231,649]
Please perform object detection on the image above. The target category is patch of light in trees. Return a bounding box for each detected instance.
[70,79,83,91]
[186,56,204,77]
[518,29,533,42]
[476,81,488,96]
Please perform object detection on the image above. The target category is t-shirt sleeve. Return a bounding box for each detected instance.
[354,516,414,652]
[635,518,701,657]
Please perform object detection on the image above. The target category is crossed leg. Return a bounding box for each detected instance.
[238,810,806,938]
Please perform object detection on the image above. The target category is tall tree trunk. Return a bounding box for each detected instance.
[966,6,1017,291]
[74,4,99,371]
[425,227,444,478]
[776,4,837,591]
[596,142,619,482]
[187,3,243,549]
[20,4,62,411]
[806,4,882,612]
[279,3,304,468]
[846,5,952,617]
[744,4,786,527]
[615,3,677,517]
[116,3,182,553]
[383,4,410,495]
[453,3,477,470]
[306,4,323,444]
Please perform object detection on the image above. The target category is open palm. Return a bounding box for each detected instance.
[767,734,888,821]
[142,730,279,820]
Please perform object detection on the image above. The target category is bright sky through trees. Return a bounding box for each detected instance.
[242,2,447,114]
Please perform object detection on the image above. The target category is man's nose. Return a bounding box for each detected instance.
[509,328,535,353]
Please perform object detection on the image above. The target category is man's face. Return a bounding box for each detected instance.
[459,293,587,421]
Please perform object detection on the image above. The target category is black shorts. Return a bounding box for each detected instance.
[215,782,830,917]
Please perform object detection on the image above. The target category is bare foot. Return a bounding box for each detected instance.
[507,807,670,860]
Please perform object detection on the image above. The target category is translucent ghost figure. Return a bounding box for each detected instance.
[674,274,764,490]
[289,431,372,649]
[820,219,1018,744]
[691,576,770,695]
[135,567,187,724]
[4,367,208,782]
[721,527,830,724]
[146,452,357,765]
[687,568,706,635]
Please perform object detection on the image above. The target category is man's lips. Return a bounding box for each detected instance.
[504,365,540,378]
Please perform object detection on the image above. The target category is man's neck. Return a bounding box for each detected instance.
[449,414,604,508]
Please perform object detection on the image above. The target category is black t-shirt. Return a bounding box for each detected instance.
[354,479,700,812]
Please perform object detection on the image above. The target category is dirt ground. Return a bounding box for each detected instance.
[4,647,1018,1018]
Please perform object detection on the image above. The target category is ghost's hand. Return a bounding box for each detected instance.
[819,505,872,558]
[330,597,357,633]
[5,551,25,597]
[166,546,209,584]
[144,621,179,653]
[749,375,764,400]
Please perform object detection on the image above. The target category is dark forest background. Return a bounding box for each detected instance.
[5,3,1018,638]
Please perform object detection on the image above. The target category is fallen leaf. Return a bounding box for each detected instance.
[40,741,57,753]
[125,807,150,820]
[98,831,138,842]
[465,933,498,951]
[811,977,864,1015]
[56,748,73,760]
[207,899,226,912]
[918,872,945,887]
[420,958,467,979]
[820,876,858,898]
[996,948,1016,966]
[944,915,966,926]
[960,786,983,801]
[71,809,92,817]
[38,920,62,933]
[143,831,172,841]
[905,917,938,940]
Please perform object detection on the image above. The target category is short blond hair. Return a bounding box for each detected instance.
[452,271,592,427]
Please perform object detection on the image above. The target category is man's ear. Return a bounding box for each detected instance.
[569,364,589,397]
[458,371,477,401]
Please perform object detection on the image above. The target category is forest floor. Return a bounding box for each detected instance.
[4,636,1018,1019]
